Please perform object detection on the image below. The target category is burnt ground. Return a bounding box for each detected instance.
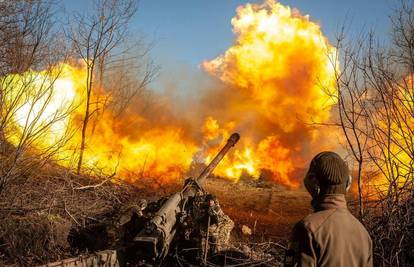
[0,148,408,267]
[204,178,312,242]
[0,144,323,266]
[0,163,362,266]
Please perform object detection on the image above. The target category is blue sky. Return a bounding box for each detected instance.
[134,0,393,66]
[63,0,395,90]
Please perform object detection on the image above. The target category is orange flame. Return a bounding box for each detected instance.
[4,63,197,185]
[3,0,338,188]
[201,0,337,186]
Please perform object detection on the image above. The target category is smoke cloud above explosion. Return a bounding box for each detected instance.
[4,0,338,188]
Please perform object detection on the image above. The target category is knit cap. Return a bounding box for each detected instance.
[309,151,349,194]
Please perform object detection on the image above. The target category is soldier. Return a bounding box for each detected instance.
[285,151,372,267]
[116,199,148,243]
[118,199,148,226]
[191,193,234,254]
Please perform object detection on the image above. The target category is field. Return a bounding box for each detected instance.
[205,178,311,241]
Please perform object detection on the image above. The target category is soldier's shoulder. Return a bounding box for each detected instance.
[301,209,337,233]
[290,220,309,242]
[346,211,372,238]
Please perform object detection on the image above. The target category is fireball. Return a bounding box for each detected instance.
[202,0,337,186]
[2,0,338,188]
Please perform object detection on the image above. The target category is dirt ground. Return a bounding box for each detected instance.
[203,178,312,242]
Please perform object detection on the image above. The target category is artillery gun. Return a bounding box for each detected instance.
[43,133,240,267]
[130,132,240,263]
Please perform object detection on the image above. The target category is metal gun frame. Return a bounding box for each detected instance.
[133,133,240,262]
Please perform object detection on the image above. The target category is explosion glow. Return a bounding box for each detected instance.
[3,0,338,188]
[201,0,337,186]
[4,64,198,185]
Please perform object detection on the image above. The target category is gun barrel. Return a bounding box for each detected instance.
[196,132,240,184]
[133,132,240,261]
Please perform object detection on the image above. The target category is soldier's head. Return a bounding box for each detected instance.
[304,151,351,198]
[205,194,217,206]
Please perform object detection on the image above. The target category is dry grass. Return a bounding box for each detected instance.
[0,157,410,266]
[0,213,71,264]
[0,159,148,266]
[365,195,414,266]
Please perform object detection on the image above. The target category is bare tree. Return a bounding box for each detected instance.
[328,1,414,265]
[67,0,140,174]
[103,50,158,117]
[326,30,371,218]
[0,1,57,76]
[0,67,77,191]
[0,1,73,193]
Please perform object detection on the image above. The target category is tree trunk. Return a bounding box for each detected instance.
[77,65,94,175]
[357,160,364,220]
